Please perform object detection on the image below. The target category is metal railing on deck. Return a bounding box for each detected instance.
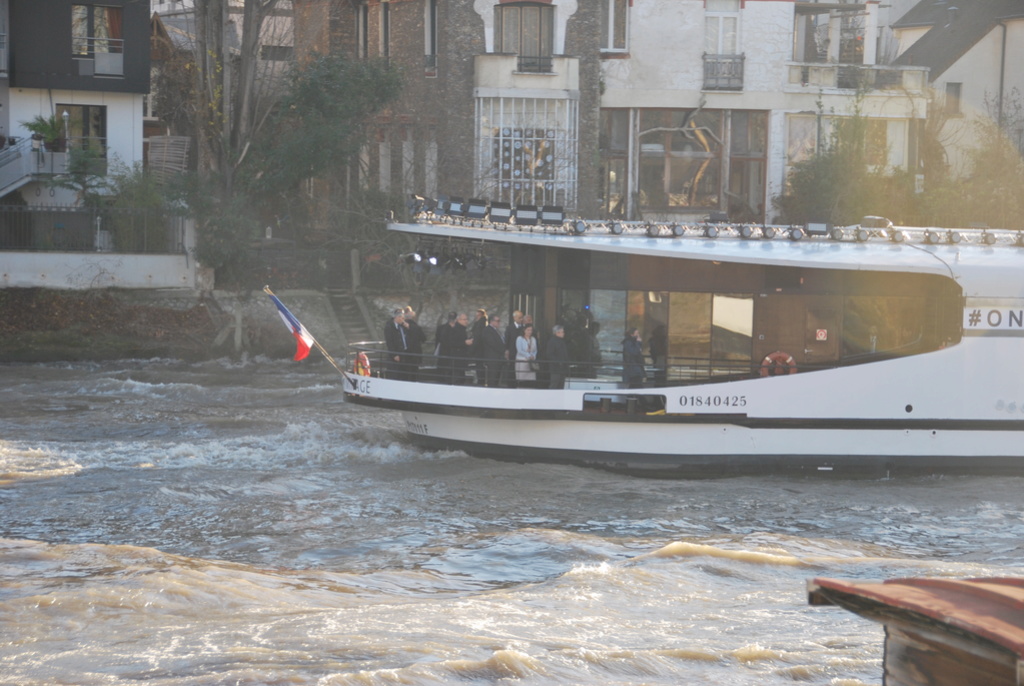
[345,342,765,388]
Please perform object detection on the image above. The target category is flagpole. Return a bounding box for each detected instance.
[263,285,348,377]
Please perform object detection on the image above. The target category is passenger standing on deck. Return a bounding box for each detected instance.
[545,324,570,389]
[436,311,457,382]
[402,306,426,381]
[505,310,525,387]
[480,314,507,387]
[440,312,474,384]
[454,313,474,384]
[522,313,542,384]
[514,324,538,387]
[523,313,540,349]
[384,309,409,380]
[470,308,488,385]
[622,327,645,388]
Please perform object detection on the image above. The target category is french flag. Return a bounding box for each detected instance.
[267,291,315,361]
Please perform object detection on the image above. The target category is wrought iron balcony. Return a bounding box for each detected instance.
[703,53,744,91]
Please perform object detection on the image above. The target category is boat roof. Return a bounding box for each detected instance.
[389,219,1024,298]
[808,576,1024,657]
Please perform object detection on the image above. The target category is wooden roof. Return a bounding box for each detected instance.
[809,576,1024,657]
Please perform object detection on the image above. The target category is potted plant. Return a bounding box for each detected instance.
[21,113,65,152]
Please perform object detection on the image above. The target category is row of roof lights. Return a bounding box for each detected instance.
[408,196,1022,246]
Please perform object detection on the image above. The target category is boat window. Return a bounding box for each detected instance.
[590,289,628,360]
[842,296,928,359]
[559,289,602,374]
[712,294,753,366]
[668,292,712,366]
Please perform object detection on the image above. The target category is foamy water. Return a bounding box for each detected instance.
[1,358,1022,684]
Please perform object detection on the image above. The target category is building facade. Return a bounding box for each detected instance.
[293,0,602,216]
[299,0,931,224]
[0,0,150,205]
[893,0,1024,177]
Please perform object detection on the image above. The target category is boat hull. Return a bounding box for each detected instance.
[395,408,1024,478]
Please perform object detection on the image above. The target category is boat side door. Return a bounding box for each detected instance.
[753,294,841,371]
[803,297,841,369]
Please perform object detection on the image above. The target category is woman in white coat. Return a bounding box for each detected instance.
[514,324,538,387]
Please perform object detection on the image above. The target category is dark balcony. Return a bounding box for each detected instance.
[703,53,744,91]
[73,36,125,77]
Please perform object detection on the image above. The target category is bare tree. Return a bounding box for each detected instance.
[192,0,291,195]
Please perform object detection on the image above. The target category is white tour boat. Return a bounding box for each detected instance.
[340,203,1024,477]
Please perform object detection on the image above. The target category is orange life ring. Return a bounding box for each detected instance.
[354,352,371,377]
[760,351,797,377]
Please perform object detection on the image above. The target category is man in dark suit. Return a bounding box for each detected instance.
[504,310,524,387]
[383,309,410,380]
[480,314,508,387]
[402,306,427,380]
[440,312,474,384]
[469,308,488,385]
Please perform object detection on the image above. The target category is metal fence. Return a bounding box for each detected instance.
[0,205,186,254]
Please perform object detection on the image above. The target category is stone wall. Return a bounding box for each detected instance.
[0,285,511,364]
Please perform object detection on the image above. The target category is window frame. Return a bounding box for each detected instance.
[600,0,629,53]
[381,1,390,59]
[944,82,963,117]
[425,0,439,73]
[494,2,554,71]
[71,4,124,58]
[57,103,108,156]
[356,2,368,59]
[704,0,740,56]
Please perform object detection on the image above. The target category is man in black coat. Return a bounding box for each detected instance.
[383,309,410,380]
[545,324,570,389]
[469,308,489,385]
[480,314,508,387]
[402,306,427,381]
[504,310,524,387]
[440,312,473,384]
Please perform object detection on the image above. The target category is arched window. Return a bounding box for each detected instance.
[495,3,554,73]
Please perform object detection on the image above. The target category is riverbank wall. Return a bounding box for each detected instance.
[0,286,510,364]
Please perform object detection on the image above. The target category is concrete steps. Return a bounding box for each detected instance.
[327,289,376,345]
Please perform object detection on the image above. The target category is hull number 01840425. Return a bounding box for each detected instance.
[678,395,747,408]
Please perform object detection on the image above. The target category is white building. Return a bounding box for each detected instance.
[892,0,1024,177]
[598,0,930,223]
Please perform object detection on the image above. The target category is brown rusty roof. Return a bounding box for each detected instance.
[808,577,1024,657]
